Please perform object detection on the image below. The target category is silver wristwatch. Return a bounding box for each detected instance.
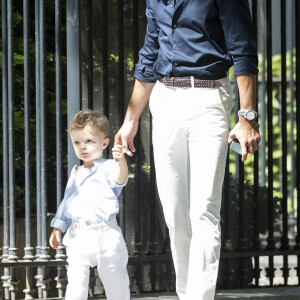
[238,109,257,121]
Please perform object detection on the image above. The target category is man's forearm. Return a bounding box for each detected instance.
[124,79,156,122]
[229,73,260,162]
[236,74,256,111]
[114,79,156,154]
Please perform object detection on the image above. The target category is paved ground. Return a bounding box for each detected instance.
[86,287,300,299]
[215,287,300,299]
[25,255,300,299]
[27,287,300,300]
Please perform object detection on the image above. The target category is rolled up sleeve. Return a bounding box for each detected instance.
[218,0,258,75]
[134,0,160,83]
[107,161,128,197]
[51,199,71,233]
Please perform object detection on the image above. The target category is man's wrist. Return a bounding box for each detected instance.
[124,117,139,124]
[238,117,259,128]
[238,109,257,121]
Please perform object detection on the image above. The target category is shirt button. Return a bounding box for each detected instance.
[174,63,177,67]
[173,24,177,29]
[171,5,173,8]
[175,47,178,51]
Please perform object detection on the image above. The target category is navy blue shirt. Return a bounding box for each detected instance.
[134,0,258,83]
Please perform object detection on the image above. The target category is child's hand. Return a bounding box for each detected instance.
[49,228,62,249]
[112,145,125,163]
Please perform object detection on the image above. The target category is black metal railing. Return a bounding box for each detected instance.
[1,0,300,299]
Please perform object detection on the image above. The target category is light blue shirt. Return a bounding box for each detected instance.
[51,158,127,232]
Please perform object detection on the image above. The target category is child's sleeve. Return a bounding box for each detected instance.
[107,160,128,197]
[50,167,76,232]
[50,199,71,233]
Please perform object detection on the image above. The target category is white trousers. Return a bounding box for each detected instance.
[63,219,130,300]
[149,78,232,300]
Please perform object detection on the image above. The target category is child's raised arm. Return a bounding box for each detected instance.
[112,145,128,185]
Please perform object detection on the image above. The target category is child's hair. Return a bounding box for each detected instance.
[68,110,109,137]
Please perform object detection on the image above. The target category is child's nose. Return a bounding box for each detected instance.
[80,144,87,150]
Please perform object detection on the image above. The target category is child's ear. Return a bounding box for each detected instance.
[102,138,109,149]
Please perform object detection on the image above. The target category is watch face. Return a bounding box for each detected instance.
[246,111,256,120]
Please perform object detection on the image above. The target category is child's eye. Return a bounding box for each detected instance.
[86,139,93,144]
[74,141,80,145]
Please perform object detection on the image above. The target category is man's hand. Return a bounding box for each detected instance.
[49,228,62,249]
[228,118,260,162]
[114,120,139,156]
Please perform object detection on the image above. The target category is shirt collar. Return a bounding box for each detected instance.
[86,157,106,172]
[92,157,106,167]
[73,157,106,174]
[73,158,106,185]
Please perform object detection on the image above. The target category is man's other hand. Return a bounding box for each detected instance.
[228,118,260,162]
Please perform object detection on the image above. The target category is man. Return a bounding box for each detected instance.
[115,0,260,299]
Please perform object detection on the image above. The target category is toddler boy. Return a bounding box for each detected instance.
[49,110,130,300]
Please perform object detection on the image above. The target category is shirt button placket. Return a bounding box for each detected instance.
[172,17,177,71]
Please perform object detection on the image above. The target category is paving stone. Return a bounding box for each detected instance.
[30,287,300,300]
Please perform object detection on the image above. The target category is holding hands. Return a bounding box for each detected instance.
[112,144,128,185]
[112,144,126,163]
[114,120,138,157]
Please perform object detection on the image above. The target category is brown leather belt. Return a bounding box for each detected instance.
[158,76,222,88]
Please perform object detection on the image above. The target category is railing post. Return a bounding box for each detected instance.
[86,0,93,109]
[23,0,35,299]
[223,155,234,288]
[252,0,262,287]
[55,0,67,297]
[132,0,144,293]
[280,0,291,287]
[38,0,51,297]
[266,0,276,286]
[34,0,43,297]
[102,0,109,160]
[258,0,267,188]
[118,0,126,238]
[67,0,81,174]
[295,0,300,286]
[288,0,296,235]
[7,0,19,297]
[1,0,11,297]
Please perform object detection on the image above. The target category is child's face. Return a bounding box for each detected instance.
[70,125,109,163]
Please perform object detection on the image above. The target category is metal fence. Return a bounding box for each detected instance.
[1,0,300,299]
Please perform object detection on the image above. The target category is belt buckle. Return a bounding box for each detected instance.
[190,76,194,88]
